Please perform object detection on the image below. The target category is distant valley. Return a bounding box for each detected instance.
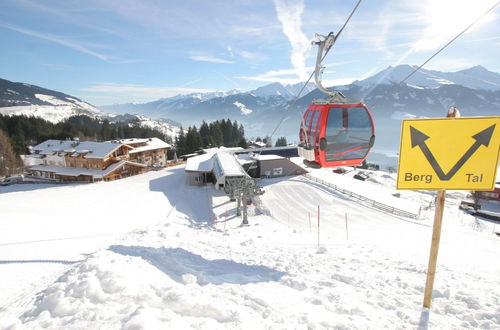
[2,65,500,152]
[100,65,500,151]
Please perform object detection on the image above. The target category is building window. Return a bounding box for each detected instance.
[481,192,499,198]
[273,168,283,176]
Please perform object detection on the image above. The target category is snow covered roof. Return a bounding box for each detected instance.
[32,139,131,159]
[30,161,146,178]
[235,153,254,166]
[185,153,214,172]
[249,141,267,148]
[214,151,248,177]
[255,154,284,161]
[185,149,248,176]
[202,146,244,154]
[122,138,171,154]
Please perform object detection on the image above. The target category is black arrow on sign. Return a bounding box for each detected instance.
[409,124,496,181]
[410,126,447,180]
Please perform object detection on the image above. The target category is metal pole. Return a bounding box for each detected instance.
[242,198,248,225]
[236,195,241,216]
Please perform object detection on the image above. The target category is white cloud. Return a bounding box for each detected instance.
[81,82,215,104]
[273,0,310,80]
[190,55,235,64]
[321,77,358,87]
[422,58,477,71]
[226,46,235,58]
[239,50,266,62]
[239,67,314,85]
[0,22,113,62]
[411,0,498,52]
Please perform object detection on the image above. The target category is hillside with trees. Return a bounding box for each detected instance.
[175,119,246,155]
[0,114,172,156]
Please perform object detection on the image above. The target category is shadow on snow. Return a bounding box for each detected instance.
[0,182,84,194]
[109,245,286,285]
[149,167,225,225]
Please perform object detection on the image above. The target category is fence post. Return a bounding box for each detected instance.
[317,205,320,248]
[308,212,311,232]
[345,212,349,240]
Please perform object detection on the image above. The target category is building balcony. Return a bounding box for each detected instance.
[111,155,129,162]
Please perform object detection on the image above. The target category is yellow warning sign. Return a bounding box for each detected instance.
[397,117,500,190]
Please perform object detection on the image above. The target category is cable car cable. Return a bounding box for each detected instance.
[368,1,499,110]
[242,0,363,178]
[269,0,363,140]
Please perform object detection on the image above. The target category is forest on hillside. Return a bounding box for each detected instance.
[0,114,172,156]
[0,115,253,175]
[175,119,247,155]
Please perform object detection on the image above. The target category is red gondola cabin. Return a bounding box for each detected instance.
[298,100,375,167]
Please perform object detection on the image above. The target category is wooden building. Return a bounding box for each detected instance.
[29,139,149,182]
[115,138,170,167]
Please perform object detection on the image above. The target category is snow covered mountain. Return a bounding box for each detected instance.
[101,82,316,118]
[0,78,106,120]
[0,78,181,139]
[101,65,500,150]
[101,89,243,117]
[3,65,499,150]
[353,64,500,91]
[249,82,316,100]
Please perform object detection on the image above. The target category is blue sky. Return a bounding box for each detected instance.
[1,0,499,105]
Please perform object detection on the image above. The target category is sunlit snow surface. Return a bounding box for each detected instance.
[0,164,499,329]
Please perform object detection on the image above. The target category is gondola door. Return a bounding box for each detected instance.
[317,103,374,167]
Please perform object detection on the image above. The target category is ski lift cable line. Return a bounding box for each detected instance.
[237,1,362,196]
[368,0,500,110]
[268,0,363,140]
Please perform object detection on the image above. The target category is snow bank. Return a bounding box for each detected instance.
[1,166,499,329]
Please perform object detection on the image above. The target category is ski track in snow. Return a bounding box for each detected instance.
[0,166,499,329]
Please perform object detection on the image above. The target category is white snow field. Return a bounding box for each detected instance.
[0,165,499,329]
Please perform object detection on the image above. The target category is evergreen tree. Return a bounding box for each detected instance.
[176,127,186,155]
[199,121,210,147]
[231,120,240,146]
[275,136,287,147]
[238,137,248,149]
[185,126,202,154]
[0,115,247,157]
[209,123,223,147]
[263,136,272,147]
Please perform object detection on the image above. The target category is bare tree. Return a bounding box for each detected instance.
[0,129,22,176]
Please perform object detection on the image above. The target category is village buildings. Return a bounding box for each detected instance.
[28,137,170,182]
[185,147,307,189]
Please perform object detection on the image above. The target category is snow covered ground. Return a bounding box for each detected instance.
[0,165,499,329]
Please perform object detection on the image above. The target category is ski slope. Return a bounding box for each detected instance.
[0,165,499,329]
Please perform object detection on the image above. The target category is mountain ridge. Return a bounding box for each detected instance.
[2,64,499,150]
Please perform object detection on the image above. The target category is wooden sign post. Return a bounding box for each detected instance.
[397,109,500,309]
[423,189,446,308]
